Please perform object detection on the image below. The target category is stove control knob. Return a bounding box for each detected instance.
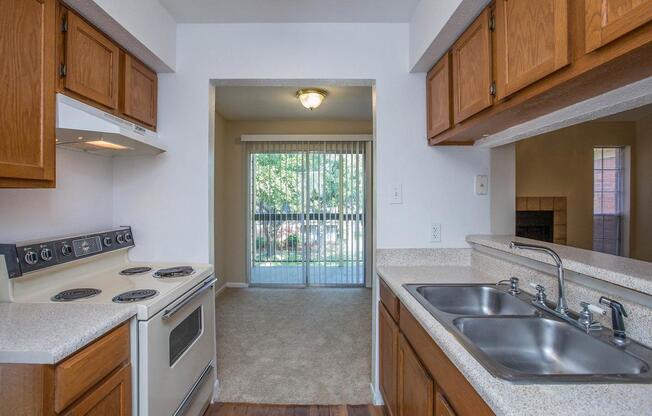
[40,248,53,262]
[24,250,39,265]
[103,236,113,247]
[124,232,132,243]
[116,234,125,244]
[61,244,73,257]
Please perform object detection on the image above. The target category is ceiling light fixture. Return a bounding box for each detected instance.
[296,89,327,110]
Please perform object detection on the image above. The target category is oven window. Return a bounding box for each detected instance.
[169,306,203,366]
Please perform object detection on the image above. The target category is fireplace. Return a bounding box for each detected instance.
[515,197,567,245]
[516,211,554,242]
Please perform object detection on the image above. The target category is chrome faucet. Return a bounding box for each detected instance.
[509,241,569,315]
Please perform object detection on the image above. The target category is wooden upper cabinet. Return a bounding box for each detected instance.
[495,0,570,100]
[452,8,493,124]
[427,53,453,139]
[379,303,399,416]
[121,54,157,128]
[398,334,433,416]
[63,11,120,110]
[585,0,652,53]
[0,0,56,187]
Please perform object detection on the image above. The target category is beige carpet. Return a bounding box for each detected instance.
[215,288,372,404]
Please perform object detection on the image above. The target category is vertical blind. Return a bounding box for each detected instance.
[247,141,367,286]
[593,147,625,256]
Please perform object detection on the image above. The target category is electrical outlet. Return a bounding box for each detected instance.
[475,175,489,195]
[390,184,403,204]
[430,223,441,243]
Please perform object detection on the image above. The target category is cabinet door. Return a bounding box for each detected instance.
[63,364,131,416]
[379,303,399,416]
[435,390,456,416]
[495,0,569,100]
[64,11,119,110]
[0,0,56,186]
[398,335,433,416]
[585,0,652,53]
[452,8,493,124]
[427,53,452,139]
[121,54,157,128]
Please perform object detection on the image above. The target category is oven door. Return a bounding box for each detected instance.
[139,276,217,416]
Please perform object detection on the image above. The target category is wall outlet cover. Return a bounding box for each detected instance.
[475,175,489,195]
[430,223,441,242]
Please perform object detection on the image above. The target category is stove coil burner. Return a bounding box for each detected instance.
[119,267,152,276]
[112,289,159,303]
[154,266,194,278]
[52,288,102,302]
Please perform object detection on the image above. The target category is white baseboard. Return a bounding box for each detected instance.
[225,282,249,288]
[214,284,227,297]
[370,382,384,406]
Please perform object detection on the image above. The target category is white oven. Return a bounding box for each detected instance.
[138,276,217,416]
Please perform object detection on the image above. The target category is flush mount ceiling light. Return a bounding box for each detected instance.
[296,89,327,110]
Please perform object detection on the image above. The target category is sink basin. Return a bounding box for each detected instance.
[453,317,649,379]
[415,285,537,316]
[403,283,652,383]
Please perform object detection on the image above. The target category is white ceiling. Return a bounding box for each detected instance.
[158,0,420,23]
[215,85,372,121]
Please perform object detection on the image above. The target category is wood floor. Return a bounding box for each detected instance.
[207,403,386,416]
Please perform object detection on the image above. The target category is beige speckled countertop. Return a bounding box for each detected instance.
[0,303,137,364]
[377,265,652,416]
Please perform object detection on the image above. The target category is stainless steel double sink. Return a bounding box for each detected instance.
[405,283,652,383]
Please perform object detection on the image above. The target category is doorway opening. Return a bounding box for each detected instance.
[210,80,375,404]
[247,139,369,287]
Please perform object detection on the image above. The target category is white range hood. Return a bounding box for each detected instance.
[56,93,166,156]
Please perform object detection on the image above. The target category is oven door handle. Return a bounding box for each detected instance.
[163,276,217,321]
[173,362,214,416]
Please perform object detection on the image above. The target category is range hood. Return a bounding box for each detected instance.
[56,94,166,156]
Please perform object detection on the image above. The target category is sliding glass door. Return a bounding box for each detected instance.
[247,141,367,287]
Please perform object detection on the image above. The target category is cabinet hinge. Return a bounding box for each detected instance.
[489,82,496,97]
[489,15,496,32]
[59,64,67,78]
[61,16,68,33]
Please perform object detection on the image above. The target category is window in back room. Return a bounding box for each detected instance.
[592,147,628,256]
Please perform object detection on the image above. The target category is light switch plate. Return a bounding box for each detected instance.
[475,175,488,195]
[390,183,403,204]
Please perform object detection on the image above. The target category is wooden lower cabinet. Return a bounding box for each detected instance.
[379,302,399,416]
[379,291,494,416]
[435,390,457,416]
[398,334,433,416]
[0,322,131,416]
[63,364,131,416]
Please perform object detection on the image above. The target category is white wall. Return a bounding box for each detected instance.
[409,0,489,72]
[0,149,114,242]
[490,143,515,235]
[111,23,491,262]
